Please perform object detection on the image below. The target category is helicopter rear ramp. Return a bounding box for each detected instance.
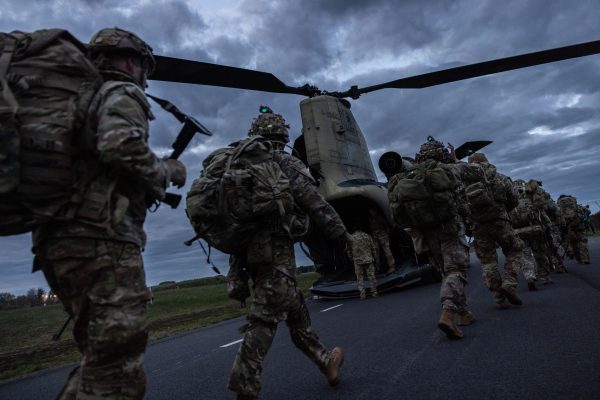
[309,262,436,299]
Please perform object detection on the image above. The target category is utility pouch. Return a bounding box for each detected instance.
[246,231,272,264]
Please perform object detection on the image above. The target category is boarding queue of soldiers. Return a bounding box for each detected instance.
[388,138,593,341]
[2,27,594,400]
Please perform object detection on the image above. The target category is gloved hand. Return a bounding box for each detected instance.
[163,158,186,188]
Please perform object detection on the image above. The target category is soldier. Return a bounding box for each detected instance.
[511,179,553,289]
[31,28,186,399]
[346,225,378,299]
[526,180,566,273]
[368,208,396,274]
[389,139,473,340]
[227,109,347,400]
[465,153,523,309]
[582,205,594,234]
[558,195,591,264]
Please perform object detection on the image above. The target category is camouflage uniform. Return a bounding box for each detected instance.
[32,29,183,400]
[511,180,552,285]
[558,195,590,264]
[346,229,378,299]
[368,210,396,274]
[466,153,523,307]
[421,218,470,313]
[391,139,472,338]
[228,112,347,398]
[527,180,566,273]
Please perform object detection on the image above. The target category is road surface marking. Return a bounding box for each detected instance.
[320,304,343,313]
[220,339,244,348]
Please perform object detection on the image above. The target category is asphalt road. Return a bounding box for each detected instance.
[2,238,600,400]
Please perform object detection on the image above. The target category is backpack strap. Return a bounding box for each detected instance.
[0,35,18,114]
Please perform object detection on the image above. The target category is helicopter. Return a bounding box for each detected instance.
[148,40,600,298]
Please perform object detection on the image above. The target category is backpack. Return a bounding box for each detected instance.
[464,163,517,222]
[388,159,458,228]
[557,195,579,224]
[185,137,295,254]
[0,29,103,235]
[510,197,537,229]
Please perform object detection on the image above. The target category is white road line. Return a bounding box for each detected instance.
[220,339,244,348]
[320,304,343,313]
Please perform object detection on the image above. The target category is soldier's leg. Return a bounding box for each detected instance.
[473,226,502,291]
[578,233,591,264]
[229,268,289,397]
[520,242,537,284]
[494,222,523,292]
[531,238,552,283]
[365,263,378,296]
[286,290,330,369]
[376,234,396,273]
[439,234,468,311]
[354,263,366,299]
[38,239,149,400]
[228,320,278,397]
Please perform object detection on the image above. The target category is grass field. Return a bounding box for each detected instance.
[0,272,319,381]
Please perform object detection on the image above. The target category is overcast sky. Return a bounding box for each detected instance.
[1,0,599,294]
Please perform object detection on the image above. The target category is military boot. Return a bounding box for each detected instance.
[494,293,510,309]
[457,310,476,326]
[359,290,366,300]
[527,281,537,291]
[498,286,522,306]
[322,347,344,386]
[437,309,464,339]
[385,267,396,275]
[371,290,379,298]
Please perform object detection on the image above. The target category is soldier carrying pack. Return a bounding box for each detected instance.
[388,157,459,228]
[0,29,103,235]
[464,153,518,222]
[186,136,295,254]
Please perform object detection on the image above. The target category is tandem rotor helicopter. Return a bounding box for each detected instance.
[149,40,600,298]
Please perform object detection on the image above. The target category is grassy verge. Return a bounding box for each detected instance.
[0,272,318,381]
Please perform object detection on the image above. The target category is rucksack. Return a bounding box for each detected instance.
[510,197,537,229]
[0,29,103,235]
[557,195,579,223]
[388,159,458,228]
[186,137,295,254]
[464,163,517,222]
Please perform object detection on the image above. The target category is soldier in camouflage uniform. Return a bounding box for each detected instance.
[466,153,523,309]
[228,108,347,400]
[390,139,473,339]
[368,208,396,274]
[32,28,186,399]
[526,180,566,273]
[511,179,553,289]
[558,195,591,264]
[346,226,378,299]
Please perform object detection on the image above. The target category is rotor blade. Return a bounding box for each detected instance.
[454,140,493,160]
[345,40,600,97]
[150,55,308,95]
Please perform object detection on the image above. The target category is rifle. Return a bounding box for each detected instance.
[147,94,213,209]
[53,315,71,341]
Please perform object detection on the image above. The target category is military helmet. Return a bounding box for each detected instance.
[248,106,290,144]
[468,152,489,164]
[415,137,452,163]
[88,27,155,74]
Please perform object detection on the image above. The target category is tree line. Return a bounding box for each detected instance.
[0,288,60,309]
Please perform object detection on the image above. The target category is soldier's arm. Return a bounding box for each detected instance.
[277,154,346,239]
[95,82,169,200]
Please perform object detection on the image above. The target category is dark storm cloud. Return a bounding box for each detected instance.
[1,0,600,294]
